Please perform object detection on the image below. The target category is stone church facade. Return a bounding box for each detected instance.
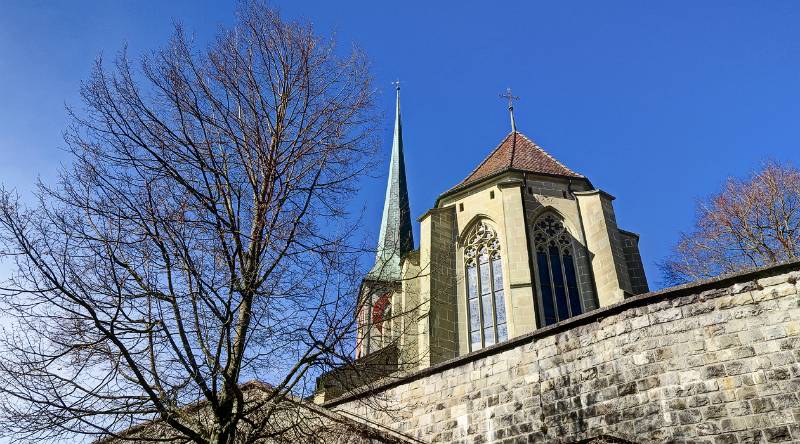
[314,88,800,443]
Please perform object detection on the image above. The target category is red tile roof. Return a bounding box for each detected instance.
[454,132,583,191]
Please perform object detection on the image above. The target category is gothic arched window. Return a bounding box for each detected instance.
[533,213,582,326]
[356,289,394,358]
[464,221,508,351]
[372,292,392,347]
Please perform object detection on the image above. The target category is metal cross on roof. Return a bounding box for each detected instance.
[392,79,401,91]
[499,87,519,132]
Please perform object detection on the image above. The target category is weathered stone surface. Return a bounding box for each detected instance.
[326,264,800,443]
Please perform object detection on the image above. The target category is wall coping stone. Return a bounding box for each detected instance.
[416,206,452,223]
[617,228,640,239]
[573,188,616,201]
[323,258,800,408]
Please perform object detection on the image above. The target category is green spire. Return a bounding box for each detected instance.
[367,82,414,282]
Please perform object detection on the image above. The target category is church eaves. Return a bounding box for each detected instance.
[366,84,414,282]
[443,131,584,198]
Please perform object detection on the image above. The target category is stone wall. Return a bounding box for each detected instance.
[325,261,800,443]
[501,181,538,339]
[619,230,649,295]
[427,206,459,365]
[576,190,632,304]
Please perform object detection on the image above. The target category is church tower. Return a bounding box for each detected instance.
[356,83,416,362]
[366,84,414,282]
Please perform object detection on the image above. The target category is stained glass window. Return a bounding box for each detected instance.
[533,212,583,326]
[376,294,392,346]
[361,290,393,354]
[464,221,508,351]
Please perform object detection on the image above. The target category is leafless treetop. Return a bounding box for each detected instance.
[0,2,380,443]
[661,161,800,285]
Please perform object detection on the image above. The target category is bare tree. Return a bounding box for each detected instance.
[661,161,800,285]
[0,3,381,443]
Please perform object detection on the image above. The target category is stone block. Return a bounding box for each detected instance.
[763,425,792,442]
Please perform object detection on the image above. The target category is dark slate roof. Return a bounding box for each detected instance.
[448,131,583,195]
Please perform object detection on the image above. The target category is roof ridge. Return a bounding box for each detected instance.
[515,132,583,177]
[509,131,518,167]
[460,131,515,183]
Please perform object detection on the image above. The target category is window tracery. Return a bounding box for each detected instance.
[533,212,582,326]
[464,221,507,351]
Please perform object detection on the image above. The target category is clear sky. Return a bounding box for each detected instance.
[2,1,800,289]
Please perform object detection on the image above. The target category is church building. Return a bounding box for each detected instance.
[314,88,800,444]
[352,86,649,376]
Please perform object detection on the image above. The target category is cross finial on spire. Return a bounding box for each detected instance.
[392,79,401,91]
[499,87,519,132]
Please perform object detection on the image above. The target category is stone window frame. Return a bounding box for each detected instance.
[358,286,397,358]
[531,211,584,326]
[461,219,509,352]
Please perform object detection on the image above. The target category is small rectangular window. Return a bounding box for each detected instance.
[459,203,464,212]
[563,254,583,317]
[497,323,508,342]
[484,326,495,346]
[549,246,570,321]
[537,252,557,325]
[467,266,478,297]
[489,190,495,199]
[479,261,491,295]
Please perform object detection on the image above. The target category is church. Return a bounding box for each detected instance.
[312,88,800,444]
[347,85,648,378]
[105,88,800,443]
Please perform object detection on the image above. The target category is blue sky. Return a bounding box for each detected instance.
[2,1,800,289]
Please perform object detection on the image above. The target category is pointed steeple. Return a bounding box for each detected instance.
[367,82,414,282]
